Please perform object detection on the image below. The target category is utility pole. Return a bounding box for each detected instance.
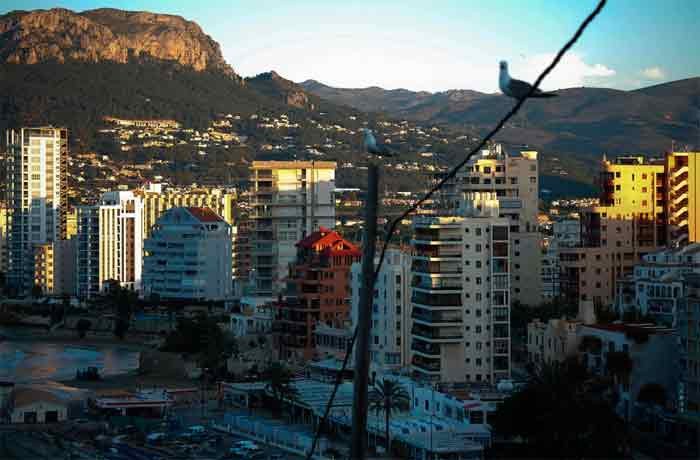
[350,163,379,460]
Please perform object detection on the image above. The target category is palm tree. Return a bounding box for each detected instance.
[369,378,410,456]
[264,362,299,417]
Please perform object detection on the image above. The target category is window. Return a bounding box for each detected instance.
[475,227,482,236]
[529,177,537,183]
[475,244,482,252]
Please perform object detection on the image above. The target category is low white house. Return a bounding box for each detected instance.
[10,389,68,424]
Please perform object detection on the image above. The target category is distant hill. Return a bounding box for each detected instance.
[301,78,700,175]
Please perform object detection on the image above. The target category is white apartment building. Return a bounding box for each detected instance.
[616,243,700,326]
[350,249,413,373]
[542,218,582,299]
[76,191,144,299]
[410,194,511,384]
[456,145,541,306]
[250,161,336,296]
[4,127,68,294]
[142,207,232,301]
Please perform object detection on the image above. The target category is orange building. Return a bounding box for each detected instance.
[274,227,361,361]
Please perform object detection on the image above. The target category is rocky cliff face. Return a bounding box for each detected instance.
[0,8,238,78]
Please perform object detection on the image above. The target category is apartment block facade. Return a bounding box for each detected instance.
[456,146,540,306]
[250,161,336,296]
[680,273,700,413]
[76,191,144,299]
[142,207,232,301]
[559,156,667,307]
[4,127,68,295]
[616,244,700,326]
[135,183,236,237]
[410,196,511,384]
[350,248,413,372]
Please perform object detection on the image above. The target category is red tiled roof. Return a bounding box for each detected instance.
[296,227,361,256]
[296,226,333,248]
[185,207,225,223]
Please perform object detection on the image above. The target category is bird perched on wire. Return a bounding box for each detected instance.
[499,60,557,100]
[361,128,394,156]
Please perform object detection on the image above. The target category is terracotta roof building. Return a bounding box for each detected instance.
[275,228,360,360]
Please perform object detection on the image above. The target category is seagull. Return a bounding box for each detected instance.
[361,128,394,156]
[499,60,557,100]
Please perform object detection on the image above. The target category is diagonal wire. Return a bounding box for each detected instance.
[305,1,607,458]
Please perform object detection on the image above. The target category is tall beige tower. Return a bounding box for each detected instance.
[250,161,336,297]
[4,127,68,295]
[456,145,541,306]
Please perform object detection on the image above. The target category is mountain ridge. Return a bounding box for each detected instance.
[300,77,700,159]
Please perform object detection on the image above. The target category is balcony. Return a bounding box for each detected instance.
[411,260,462,275]
[252,208,273,218]
[672,165,688,180]
[411,309,462,326]
[672,180,688,194]
[411,324,462,342]
[411,340,441,357]
[412,291,462,308]
[412,245,462,259]
[492,306,509,323]
[411,356,441,374]
[254,243,275,255]
[672,192,688,206]
[412,276,462,292]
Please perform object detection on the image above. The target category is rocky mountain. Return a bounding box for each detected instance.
[301,78,700,163]
[0,8,352,151]
[0,8,237,77]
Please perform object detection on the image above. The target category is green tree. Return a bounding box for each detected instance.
[103,281,138,340]
[637,383,666,407]
[76,318,92,339]
[490,358,626,458]
[162,316,227,375]
[606,350,633,386]
[369,379,410,456]
[263,362,299,416]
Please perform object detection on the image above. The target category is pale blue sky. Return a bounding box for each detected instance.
[2,0,699,92]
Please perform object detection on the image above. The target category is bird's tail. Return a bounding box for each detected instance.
[531,92,557,98]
